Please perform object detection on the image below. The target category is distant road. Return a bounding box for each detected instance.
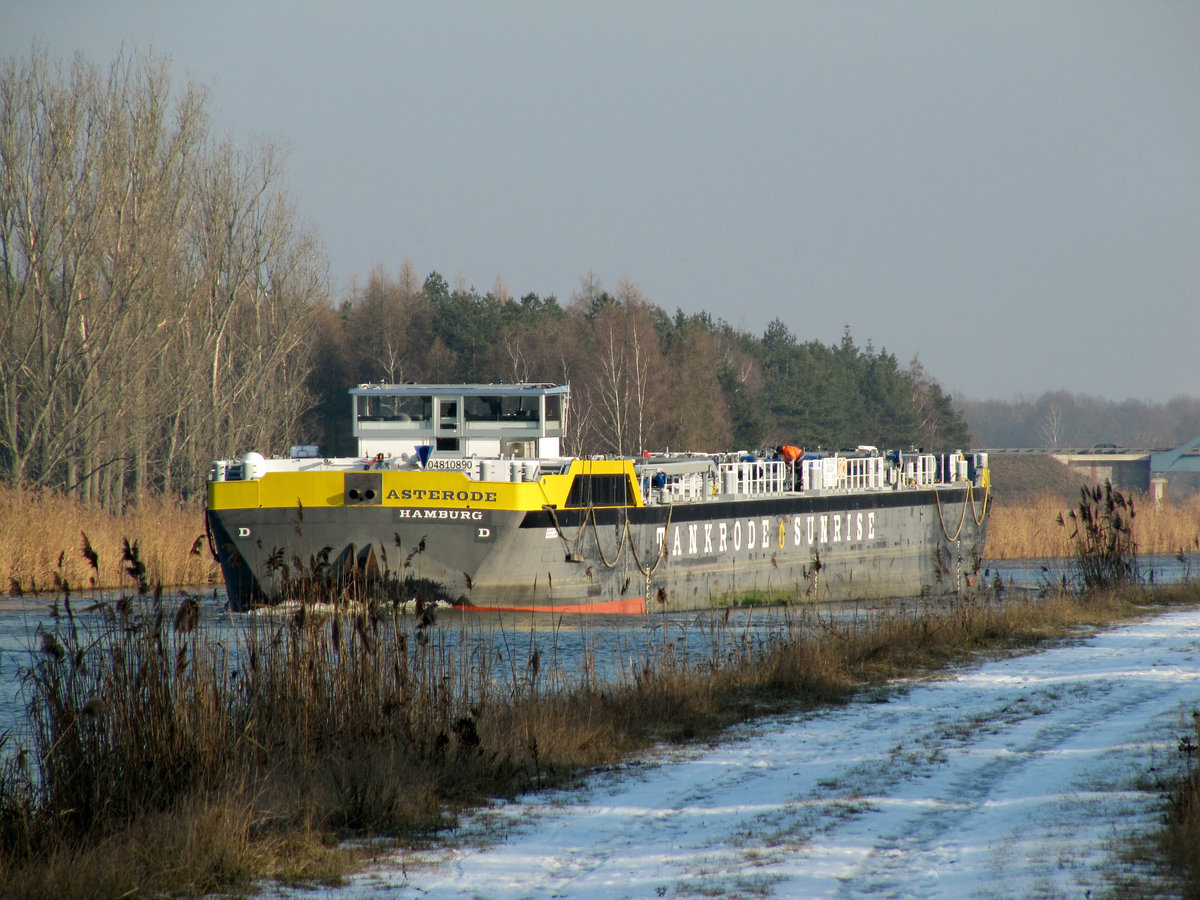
[982,447,1154,456]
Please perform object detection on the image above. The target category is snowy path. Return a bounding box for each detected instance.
[279,606,1200,899]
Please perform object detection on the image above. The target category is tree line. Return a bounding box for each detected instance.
[0,47,970,511]
[311,263,970,459]
[960,391,1200,451]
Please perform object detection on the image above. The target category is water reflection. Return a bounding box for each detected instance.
[984,551,1193,588]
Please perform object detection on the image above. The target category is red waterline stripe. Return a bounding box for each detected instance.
[461,597,647,615]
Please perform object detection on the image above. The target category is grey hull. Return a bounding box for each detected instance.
[207,484,987,612]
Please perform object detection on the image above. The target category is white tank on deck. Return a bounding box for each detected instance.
[242,452,267,481]
[481,459,510,482]
[512,460,539,481]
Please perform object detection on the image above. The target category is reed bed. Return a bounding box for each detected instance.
[2,559,1195,899]
[985,490,1200,560]
[0,486,217,593]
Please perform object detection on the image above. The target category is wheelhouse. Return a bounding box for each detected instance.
[351,382,569,461]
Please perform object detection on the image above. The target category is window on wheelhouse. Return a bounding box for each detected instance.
[464,394,541,422]
[544,394,562,433]
[356,394,431,425]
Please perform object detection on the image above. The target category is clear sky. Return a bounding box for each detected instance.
[3,1,1198,402]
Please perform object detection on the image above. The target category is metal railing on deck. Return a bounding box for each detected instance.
[901,453,938,487]
[661,471,708,502]
[841,456,886,490]
[719,460,787,496]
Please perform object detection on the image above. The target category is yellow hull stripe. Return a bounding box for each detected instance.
[207,458,640,512]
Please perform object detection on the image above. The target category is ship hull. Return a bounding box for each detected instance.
[205,484,988,613]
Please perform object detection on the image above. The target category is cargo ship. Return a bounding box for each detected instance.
[205,382,990,613]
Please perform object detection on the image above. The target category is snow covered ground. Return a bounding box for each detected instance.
[267,605,1200,899]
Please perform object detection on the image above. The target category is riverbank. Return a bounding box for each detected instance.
[2,578,1199,898]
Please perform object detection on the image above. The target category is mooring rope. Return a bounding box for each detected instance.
[934,483,969,541]
[543,504,592,543]
[544,500,674,577]
[934,481,989,541]
[204,512,220,562]
[590,511,629,567]
[629,503,673,577]
[970,482,990,526]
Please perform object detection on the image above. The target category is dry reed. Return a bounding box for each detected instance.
[986,490,1200,560]
[0,485,217,593]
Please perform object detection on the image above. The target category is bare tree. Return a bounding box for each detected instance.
[572,278,667,455]
[907,356,940,450]
[169,137,325,490]
[661,319,732,451]
[1040,401,1064,449]
[345,258,432,383]
[0,49,203,499]
[490,272,511,304]
[0,47,328,506]
[501,334,531,383]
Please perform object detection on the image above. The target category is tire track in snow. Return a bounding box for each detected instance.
[828,664,1186,896]
[765,616,1200,899]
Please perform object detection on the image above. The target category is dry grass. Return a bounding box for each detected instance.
[986,491,1200,560]
[0,485,218,592]
[1165,714,1200,900]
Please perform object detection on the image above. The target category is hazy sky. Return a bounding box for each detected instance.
[3,1,1198,402]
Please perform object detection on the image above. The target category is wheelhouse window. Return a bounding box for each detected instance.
[356,394,431,424]
[464,394,542,422]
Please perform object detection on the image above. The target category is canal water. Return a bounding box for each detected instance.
[0,588,805,746]
[1,554,1192,746]
[985,551,1194,588]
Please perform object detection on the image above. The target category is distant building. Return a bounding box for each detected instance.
[1050,441,1200,503]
